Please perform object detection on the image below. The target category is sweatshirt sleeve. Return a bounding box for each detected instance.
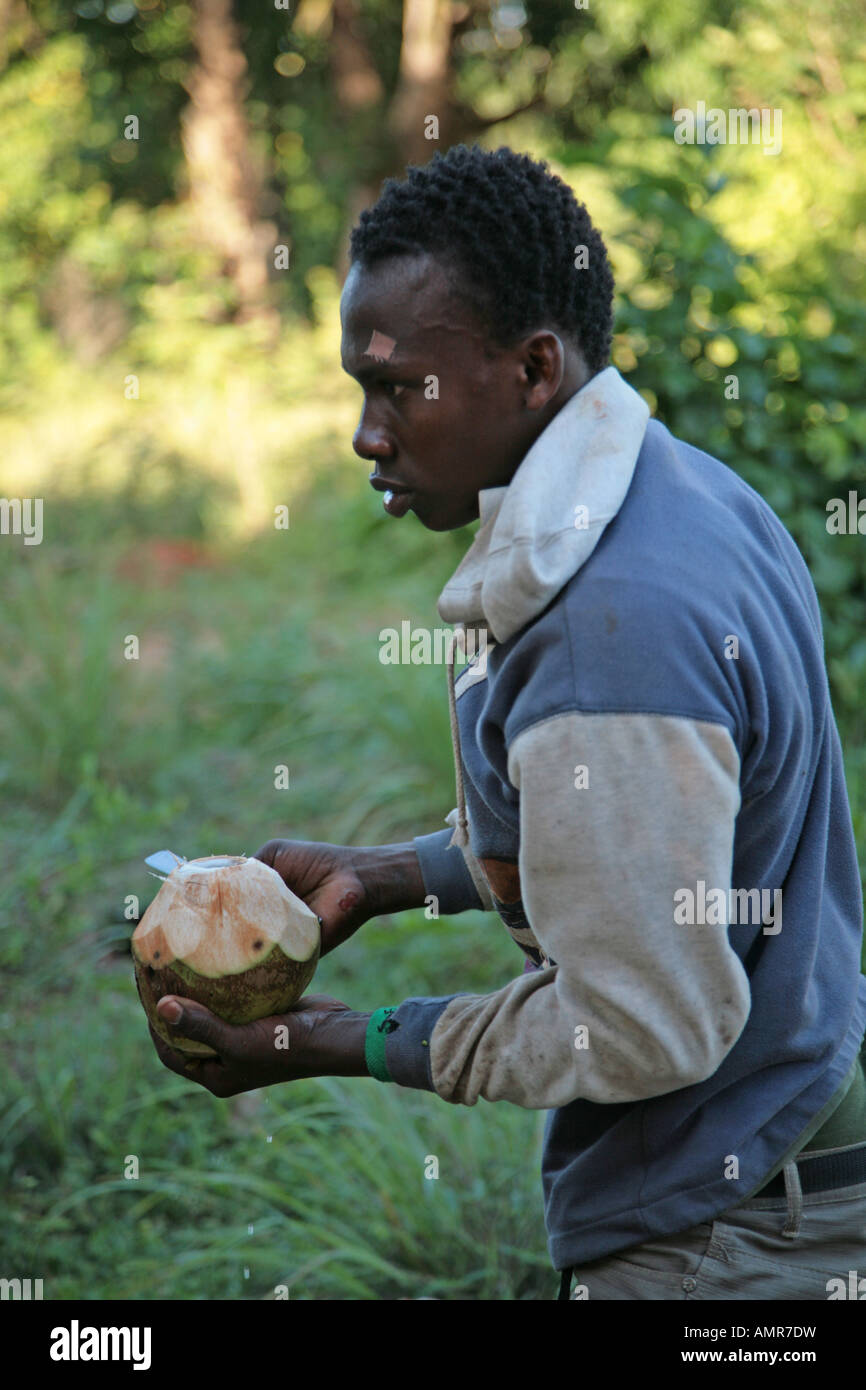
[412,812,495,914]
[386,711,752,1108]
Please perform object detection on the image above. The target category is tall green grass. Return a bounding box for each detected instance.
[3,331,864,1300]
[0,379,557,1298]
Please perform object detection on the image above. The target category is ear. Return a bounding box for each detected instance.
[520,330,565,408]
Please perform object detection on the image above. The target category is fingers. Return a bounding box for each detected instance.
[155,996,236,1060]
[147,1020,233,1096]
[251,839,281,868]
[147,1022,205,1076]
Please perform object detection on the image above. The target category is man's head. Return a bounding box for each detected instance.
[341,144,615,531]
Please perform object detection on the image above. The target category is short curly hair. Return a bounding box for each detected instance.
[348,144,614,373]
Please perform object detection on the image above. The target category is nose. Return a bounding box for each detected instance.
[352,400,394,463]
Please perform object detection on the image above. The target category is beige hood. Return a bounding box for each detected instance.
[440,365,650,849]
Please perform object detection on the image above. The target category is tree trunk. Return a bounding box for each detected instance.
[331,1,546,278]
[0,0,38,70]
[329,0,384,112]
[180,0,278,333]
[336,0,457,278]
[388,0,456,167]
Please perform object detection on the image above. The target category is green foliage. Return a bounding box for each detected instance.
[605,162,866,776]
[1,0,864,1302]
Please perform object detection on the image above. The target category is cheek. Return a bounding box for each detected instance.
[408,389,504,480]
[430,396,488,441]
[407,406,460,453]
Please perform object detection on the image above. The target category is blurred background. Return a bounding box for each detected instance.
[1,0,864,1300]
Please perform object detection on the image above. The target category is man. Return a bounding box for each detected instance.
[152,144,866,1300]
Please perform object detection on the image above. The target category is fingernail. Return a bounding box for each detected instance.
[161,1000,182,1024]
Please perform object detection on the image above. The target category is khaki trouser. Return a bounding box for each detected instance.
[559,1145,866,1300]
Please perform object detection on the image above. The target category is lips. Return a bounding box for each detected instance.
[383,489,414,517]
[369,474,411,494]
[370,474,416,518]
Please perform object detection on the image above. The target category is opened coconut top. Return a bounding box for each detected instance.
[132,855,319,977]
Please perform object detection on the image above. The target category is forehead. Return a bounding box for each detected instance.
[340,253,490,364]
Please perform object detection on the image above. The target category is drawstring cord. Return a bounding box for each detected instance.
[443,621,496,914]
[447,623,470,850]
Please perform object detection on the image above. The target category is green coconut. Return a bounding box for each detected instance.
[132,855,320,1057]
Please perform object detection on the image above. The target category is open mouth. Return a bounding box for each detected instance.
[370,475,416,518]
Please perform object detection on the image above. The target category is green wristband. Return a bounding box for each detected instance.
[365,1006,397,1082]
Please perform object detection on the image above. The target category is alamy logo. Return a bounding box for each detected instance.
[0,497,43,544]
[826,492,866,534]
[826,1270,866,1299]
[673,101,782,156]
[49,1320,152,1371]
[673,881,782,935]
[378,621,488,673]
[0,1277,43,1299]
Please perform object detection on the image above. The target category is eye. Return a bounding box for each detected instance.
[382,381,406,398]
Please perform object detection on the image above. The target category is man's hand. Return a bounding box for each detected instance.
[143,837,426,1093]
[150,993,371,1097]
[253,837,427,955]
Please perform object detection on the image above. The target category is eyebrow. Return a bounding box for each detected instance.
[341,355,412,382]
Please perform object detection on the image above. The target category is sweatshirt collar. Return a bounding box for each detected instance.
[436,365,650,645]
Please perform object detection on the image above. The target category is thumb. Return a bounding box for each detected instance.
[157,996,231,1053]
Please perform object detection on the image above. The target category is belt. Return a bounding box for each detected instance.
[556,1048,866,1297]
[752,1140,866,1198]
[751,1042,866,1199]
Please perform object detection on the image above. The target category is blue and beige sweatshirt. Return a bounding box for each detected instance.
[370,365,866,1269]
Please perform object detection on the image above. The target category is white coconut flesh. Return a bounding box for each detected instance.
[133,855,319,975]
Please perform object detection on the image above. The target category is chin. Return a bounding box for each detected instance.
[415,499,478,533]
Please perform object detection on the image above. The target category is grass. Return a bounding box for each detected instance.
[2,322,864,1300]
[0,336,555,1297]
